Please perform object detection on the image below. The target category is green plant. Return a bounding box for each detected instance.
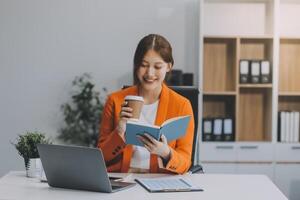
[58,73,106,147]
[12,131,51,169]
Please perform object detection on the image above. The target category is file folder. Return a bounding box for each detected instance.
[260,60,271,83]
[240,60,249,83]
[250,61,260,83]
[202,118,213,141]
[223,118,234,141]
[295,112,300,142]
[213,118,223,141]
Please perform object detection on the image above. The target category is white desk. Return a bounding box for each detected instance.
[0,171,287,200]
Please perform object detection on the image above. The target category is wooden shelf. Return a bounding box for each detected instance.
[279,92,300,96]
[237,88,272,142]
[279,39,300,92]
[239,35,274,39]
[203,37,237,92]
[203,95,235,118]
[280,36,300,40]
[278,96,300,112]
[240,38,273,61]
[203,35,237,39]
[203,91,237,96]
[239,84,273,88]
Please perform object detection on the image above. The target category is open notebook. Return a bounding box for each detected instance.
[135,177,203,193]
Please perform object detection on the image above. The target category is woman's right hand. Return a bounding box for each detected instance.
[116,101,133,141]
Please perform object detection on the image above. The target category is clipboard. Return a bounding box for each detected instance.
[135,177,204,193]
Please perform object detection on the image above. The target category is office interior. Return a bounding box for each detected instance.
[0,0,299,199]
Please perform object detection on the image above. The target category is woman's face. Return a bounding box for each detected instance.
[137,49,172,92]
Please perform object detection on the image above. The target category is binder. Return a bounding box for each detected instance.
[239,60,249,83]
[260,60,271,83]
[279,111,288,142]
[213,118,223,141]
[250,61,260,83]
[290,111,296,142]
[223,118,234,141]
[202,118,213,141]
[283,111,288,143]
[285,112,291,142]
[295,112,300,142]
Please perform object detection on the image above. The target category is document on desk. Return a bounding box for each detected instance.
[135,177,203,193]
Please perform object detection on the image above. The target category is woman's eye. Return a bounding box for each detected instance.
[155,65,162,69]
[141,64,148,68]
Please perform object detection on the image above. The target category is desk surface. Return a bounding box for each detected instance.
[0,171,287,200]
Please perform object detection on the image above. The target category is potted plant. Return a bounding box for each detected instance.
[58,73,106,147]
[12,131,51,177]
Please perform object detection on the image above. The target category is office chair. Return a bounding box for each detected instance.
[122,85,204,174]
[169,86,203,174]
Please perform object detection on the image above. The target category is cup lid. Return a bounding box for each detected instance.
[124,95,144,102]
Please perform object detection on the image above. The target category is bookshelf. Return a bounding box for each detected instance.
[203,36,273,142]
[199,0,300,199]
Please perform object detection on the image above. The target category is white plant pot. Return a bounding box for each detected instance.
[26,158,42,178]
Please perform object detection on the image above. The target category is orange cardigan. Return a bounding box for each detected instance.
[97,84,195,174]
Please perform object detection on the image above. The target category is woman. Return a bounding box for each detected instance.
[97,34,194,174]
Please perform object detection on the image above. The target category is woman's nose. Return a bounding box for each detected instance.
[146,66,155,76]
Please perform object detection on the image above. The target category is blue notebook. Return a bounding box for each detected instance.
[125,115,191,146]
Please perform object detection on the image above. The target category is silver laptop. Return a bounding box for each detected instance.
[37,144,136,193]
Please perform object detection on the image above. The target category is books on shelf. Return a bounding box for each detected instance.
[125,115,191,146]
[278,111,300,143]
[202,117,234,142]
[239,60,271,84]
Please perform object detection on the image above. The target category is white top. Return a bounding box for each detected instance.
[129,100,159,169]
[0,171,288,200]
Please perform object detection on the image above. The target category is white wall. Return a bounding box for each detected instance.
[0,0,199,177]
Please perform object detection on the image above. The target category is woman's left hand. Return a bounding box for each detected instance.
[137,134,171,161]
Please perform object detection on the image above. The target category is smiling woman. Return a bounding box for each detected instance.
[97,34,195,174]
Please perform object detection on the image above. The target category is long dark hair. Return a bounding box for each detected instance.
[133,34,174,85]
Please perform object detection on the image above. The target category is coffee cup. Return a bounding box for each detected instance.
[124,95,144,120]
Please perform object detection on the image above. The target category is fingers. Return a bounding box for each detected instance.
[120,110,133,118]
[143,134,157,145]
[119,102,133,119]
[121,101,128,107]
[160,134,168,144]
[137,135,155,151]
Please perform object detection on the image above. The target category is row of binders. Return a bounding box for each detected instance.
[202,118,234,141]
[278,111,300,143]
[240,60,271,84]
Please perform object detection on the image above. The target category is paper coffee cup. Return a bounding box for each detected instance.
[124,95,144,119]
